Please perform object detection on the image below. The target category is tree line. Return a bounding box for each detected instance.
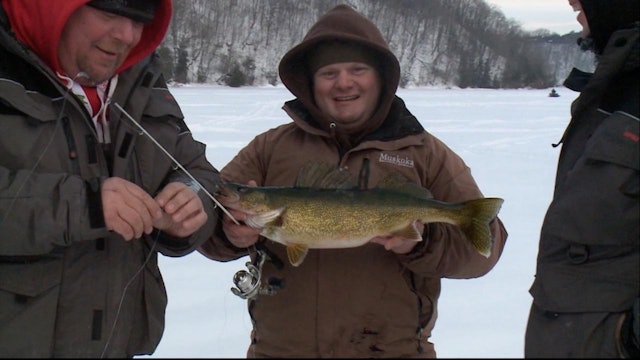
[156,0,594,88]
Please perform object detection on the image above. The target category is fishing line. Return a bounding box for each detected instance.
[111,102,239,225]
[100,100,239,355]
[100,234,159,358]
[100,102,241,354]
[0,72,89,228]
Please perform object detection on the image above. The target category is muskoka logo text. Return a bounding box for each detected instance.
[379,153,414,168]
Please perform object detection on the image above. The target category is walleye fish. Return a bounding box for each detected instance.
[217,163,504,267]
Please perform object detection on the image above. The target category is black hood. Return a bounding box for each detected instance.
[580,0,640,54]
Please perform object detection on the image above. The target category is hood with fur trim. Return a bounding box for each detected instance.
[1,0,171,76]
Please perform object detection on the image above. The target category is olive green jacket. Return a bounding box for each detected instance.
[0,3,220,357]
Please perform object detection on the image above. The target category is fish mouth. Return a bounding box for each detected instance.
[214,183,241,207]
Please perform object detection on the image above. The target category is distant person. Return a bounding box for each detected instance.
[548,88,560,97]
[0,0,221,357]
[525,0,639,358]
[199,4,508,358]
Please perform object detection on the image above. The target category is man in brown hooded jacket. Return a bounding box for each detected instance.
[0,0,221,357]
[199,4,508,358]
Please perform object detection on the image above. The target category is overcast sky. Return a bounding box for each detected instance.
[485,0,580,34]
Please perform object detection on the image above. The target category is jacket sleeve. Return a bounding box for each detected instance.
[197,131,270,261]
[151,132,222,258]
[398,134,508,278]
[141,76,223,258]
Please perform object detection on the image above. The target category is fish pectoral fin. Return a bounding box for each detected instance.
[391,224,423,242]
[286,244,309,267]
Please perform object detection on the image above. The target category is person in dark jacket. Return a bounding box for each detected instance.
[0,0,222,357]
[525,0,639,358]
[198,4,508,358]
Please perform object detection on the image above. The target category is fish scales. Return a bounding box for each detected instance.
[260,187,461,247]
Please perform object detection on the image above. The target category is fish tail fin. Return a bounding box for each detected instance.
[460,198,504,258]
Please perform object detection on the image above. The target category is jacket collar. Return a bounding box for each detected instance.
[283,96,424,144]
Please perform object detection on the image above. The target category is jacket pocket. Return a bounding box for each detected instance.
[0,80,69,172]
[545,113,639,247]
[585,113,639,171]
[0,259,62,356]
[125,250,167,355]
[0,79,58,120]
[585,112,640,199]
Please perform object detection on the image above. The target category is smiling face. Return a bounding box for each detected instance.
[312,61,382,132]
[58,5,144,86]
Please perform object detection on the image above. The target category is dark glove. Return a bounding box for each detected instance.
[619,298,640,358]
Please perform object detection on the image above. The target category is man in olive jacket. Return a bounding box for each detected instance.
[199,4,508,358]
[0,0,221,357]
[525,0,639,358]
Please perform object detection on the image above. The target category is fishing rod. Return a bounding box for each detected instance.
[113,102,289,301]
[111,102,239,224]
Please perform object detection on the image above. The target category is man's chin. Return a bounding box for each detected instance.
[77,70,114,86]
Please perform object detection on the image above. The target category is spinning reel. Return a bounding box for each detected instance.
[231,244,284,300]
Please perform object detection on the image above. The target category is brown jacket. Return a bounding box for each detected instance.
[199,5,507,358]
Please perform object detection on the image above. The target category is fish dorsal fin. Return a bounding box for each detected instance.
[294,162,356,189]
[376,172,433,200]
[286,244,309,267]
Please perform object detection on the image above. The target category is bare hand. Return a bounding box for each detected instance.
[369,221,425,254]
[101,177,163,241]
[154,182,208,238]
[220,180,262,248]
[222,209,261,248]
